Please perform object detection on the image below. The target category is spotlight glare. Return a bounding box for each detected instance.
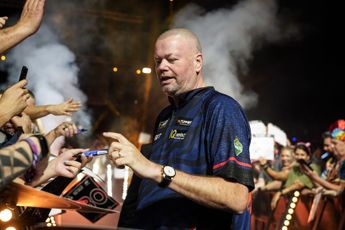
[142,67,151,74]
[0,209,13,222]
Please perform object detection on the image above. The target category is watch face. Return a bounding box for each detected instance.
[163,166,176,177]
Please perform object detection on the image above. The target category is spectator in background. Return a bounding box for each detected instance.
[271,142,321,209]
[301,121,345,195]
[257,146,295,192]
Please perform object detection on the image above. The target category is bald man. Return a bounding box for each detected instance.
[106,28,254,229]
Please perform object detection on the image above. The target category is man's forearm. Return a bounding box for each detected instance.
[24,105,51,120]
[0,24,31,53]
[167,170,249,213]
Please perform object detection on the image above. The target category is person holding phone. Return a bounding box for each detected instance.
[300,121,345,195]
[270,142,321,209]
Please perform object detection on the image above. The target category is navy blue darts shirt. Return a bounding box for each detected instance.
[137,87,254,229]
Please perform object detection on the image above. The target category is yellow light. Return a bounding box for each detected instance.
[288,208,294,214]
[5,227,16,230]
[292,197,298,203]
[1,55,6,61]
[294,191,300,197]
[47,223,52,227]
[282,226,288,230]
[0,208,13,222]
[136,69,141,75]
[290,203,296,209]
[112,67,118,72]
[284,220,290,226]
[142,67,152,74]
[286,214,292,220]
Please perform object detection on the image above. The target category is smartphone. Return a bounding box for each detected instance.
[297,159,313,171]
[19,66,28,81]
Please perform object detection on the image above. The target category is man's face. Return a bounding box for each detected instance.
[154,35,200,97]
[323,137,334,153]
[281,149,294,167]
[332,139,345,159]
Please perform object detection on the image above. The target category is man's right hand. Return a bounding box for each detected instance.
[0,80,30,118]
[16,0,45,35]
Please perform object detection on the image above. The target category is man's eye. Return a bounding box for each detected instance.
[168,58,177,63]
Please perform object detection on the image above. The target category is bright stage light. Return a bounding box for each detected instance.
[5,227,16,230]
[142,67,151,74]
[0,208,13,222]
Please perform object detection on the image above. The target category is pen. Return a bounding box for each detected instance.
[82,149,108,157]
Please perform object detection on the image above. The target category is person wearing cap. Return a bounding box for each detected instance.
[301,120,345,195]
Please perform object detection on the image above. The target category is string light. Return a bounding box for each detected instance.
[136,69,141,75]
[1,55,6,61]
[112,67,118,72]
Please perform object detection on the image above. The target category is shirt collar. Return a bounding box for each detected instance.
[168,86,214,108]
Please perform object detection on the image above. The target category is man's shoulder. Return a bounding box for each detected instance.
[205,89,244,112]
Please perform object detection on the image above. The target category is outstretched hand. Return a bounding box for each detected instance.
[48,98,81,116]
[52,148,92,178]
[17,0,45,35]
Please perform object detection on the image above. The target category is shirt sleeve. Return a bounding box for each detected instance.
[205,95,254,191]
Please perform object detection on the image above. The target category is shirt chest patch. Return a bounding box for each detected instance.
[175,118,193,127]
[154,133,162,141]
[158,119,169,129]
[169,129,187,140]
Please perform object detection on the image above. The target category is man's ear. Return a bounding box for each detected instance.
[194,53,203,74]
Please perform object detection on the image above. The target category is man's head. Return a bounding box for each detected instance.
[154,28,205,98]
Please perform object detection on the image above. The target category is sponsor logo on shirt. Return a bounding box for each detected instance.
[234,137,243,156]
[169,129,187,140]
[158,119,169,129]
[154,133,162,141]
[175,118,192,127]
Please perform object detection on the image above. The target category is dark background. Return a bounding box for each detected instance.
[0,0,343,148]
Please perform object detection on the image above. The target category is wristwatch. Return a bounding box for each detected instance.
[158,165,176,187]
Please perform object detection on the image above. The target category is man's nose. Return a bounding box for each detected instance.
[157,59,169,71]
